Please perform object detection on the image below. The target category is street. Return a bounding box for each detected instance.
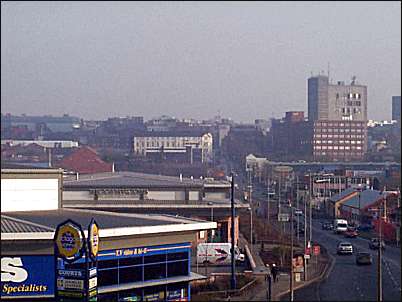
[282,218,401,301]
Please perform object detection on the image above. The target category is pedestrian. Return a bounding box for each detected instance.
[272,263,278,282]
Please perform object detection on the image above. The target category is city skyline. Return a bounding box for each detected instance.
[1,1,401,122]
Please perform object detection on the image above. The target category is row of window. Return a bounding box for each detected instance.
[314,145,363,150]
[99,282,188,302]
[342,107,361,114]
[314,140,363,144]
[314,128,363,133]
[314,134,364,139]
[335,92,362,100]
[98,260,189,286]
[314,151,364,156]
[315,122,364,127]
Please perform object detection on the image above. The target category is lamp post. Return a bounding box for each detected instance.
[290,199,294,301]
[230,173,236,291]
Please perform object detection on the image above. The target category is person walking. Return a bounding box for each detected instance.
[272,263,278,282]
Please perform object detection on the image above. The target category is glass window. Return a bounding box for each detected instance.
[144,254,166,264]
[119,257,142,267]
[144,285,165,302]
[167,252,188,261]
[144,263,166,281]
[167,261,188,278]
[98,259,118,269]
[98,268,118,287]
[119,266,143,284]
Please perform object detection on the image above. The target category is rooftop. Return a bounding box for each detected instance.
[1,208,216,240]
[64,171,204,189]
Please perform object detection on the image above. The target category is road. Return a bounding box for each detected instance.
[282,219,401,301]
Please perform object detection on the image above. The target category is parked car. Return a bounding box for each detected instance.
[369,238,386,250]
[337,242,353,255]
[357,224,373,232]
[322,222,333,230]
[356,252,373,265]
[344,227,359,238]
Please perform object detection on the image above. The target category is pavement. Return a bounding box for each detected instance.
[230,239,330,301]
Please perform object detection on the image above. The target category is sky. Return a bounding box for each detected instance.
[1,1,401,122]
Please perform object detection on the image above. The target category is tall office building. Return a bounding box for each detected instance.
[307,75,368,161]
[308,75,367,122]
[392,96,401,122]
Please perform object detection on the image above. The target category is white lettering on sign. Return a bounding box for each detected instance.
[1,257,28,282]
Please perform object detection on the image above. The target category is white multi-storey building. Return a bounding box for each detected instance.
[133,132,213,163]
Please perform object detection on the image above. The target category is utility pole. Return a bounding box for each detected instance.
[309,172,313,247]
[290,200,294,301]
[377,204,383,302]
[267,178,270,225]
[231,173,236,290]
[296,175,299,242]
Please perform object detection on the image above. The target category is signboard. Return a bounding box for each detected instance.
[88,219,99,260]
[57,278,84,291]
[54,219,99,302]
[292,254,304,273]
[278,213,290,222]
[54,220,85,263]
[1,255,55,298]
[304,254,310,259]
[313,245,321,255]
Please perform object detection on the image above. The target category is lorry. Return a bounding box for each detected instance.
[197,243,245,265]
[333,219,348,234]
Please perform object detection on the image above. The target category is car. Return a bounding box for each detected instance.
[337,242,353,255]
[356,252,373,265]
[369,238,386,250]
[344,227,359,238]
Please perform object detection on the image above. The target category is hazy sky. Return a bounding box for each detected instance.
[1,1,401,122]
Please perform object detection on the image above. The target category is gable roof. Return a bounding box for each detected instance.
[57,146,112,174]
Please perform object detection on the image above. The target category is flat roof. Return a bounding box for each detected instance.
[1,208,216,240]
[63,171,204,189]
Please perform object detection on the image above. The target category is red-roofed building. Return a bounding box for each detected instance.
[56,146,113,174]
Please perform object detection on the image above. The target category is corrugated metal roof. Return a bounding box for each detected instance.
[1,215,54,233]
[63,171,203,189]
[329,188,356,202]
[343,190,386,208]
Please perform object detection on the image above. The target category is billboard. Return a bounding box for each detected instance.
[1,255,55,299]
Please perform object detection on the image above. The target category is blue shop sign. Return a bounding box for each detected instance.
[97,242,191,261]
[1,255,55,298]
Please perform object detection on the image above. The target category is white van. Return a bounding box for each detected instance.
[333,219,348,234]
[197,243,245,265]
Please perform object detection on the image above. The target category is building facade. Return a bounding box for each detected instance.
[308,75,368,161]
[392,96,401,123]
[133,132,213,164]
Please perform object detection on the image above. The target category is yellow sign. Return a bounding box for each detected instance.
[56,224,83,259]
[89,222,99,258]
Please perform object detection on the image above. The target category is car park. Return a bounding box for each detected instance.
[369,238,386,250]
[356,252,373,265]
[337,242,353,255]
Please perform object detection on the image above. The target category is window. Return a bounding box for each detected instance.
[144,263,166,281]
[357,146,362,150]
[167,261,188,277]
[119,257,142,267]
[144,254,166,264]
[98,268,118,287]
[167,252,188,261]
[98,259,118,269]
[119,266,143,283]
